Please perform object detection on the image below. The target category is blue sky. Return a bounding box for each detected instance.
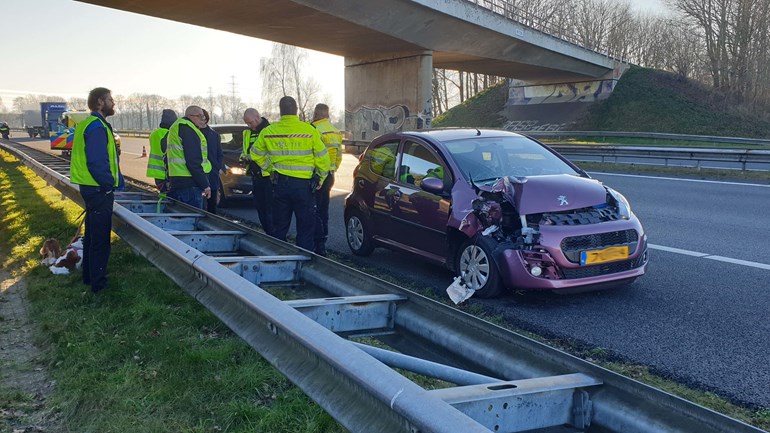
[2,0,669,110]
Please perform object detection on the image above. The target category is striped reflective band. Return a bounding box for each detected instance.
[264,134,314,139]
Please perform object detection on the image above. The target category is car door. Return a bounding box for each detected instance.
[357,140,402,239]
[389,139,452,261]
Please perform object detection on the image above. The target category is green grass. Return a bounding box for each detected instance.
[432,81,508,128]
[0,149,344,433]
[578,66,770,137]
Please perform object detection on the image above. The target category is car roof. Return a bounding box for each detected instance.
[210,123,248,132]
[387,128,525,142]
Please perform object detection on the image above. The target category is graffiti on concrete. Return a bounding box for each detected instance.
[346,102,433,141]
[507,79,617,106]
[503,121,568,132]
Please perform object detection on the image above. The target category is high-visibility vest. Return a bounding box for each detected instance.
[146,127,169,179]
[0,125,9,133]
[312,118,343,171]
[243,129,269,177]
[70,115,119,187]
[166,118,211,177]
[251,115,330,181]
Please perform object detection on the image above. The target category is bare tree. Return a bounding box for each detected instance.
[260,43,322,121]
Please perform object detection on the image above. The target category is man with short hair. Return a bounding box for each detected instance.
[241,107,273,235]
[251,96,330,251]
[166,105,211,209]
[311,103,344,256]
[69,87,122,293]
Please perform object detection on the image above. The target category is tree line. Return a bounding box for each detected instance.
[3,0,769,127]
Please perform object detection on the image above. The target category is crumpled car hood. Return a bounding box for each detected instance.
[478,174,607,214]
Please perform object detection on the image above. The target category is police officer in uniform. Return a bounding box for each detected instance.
[311,103,343,256]
[241,108,273,235]
[0,122,10,139]
[70,87,121,293]
[251,96,330,251]
[146,109,178,192]
[166,106,211,209]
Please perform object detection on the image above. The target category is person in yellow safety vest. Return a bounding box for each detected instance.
[251,96,330,252]
[425,165,445,181]
[311,103,344,256]
[241,107,274,236]
[145,109,178,193]
[69,87,122,294]
[0,122,10,139]
[166,105,212,209]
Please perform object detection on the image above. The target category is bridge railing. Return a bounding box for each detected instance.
[466,0,621,60]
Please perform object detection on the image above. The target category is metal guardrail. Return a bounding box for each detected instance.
[4,139,766,433]
[524,130,770,146]
[550,144,770,171]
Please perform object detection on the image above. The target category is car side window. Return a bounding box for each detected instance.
[219,132,242,152]
[366,140,399,179]
[400,141,449,189]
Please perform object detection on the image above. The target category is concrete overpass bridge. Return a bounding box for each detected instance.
[79,0,626,137]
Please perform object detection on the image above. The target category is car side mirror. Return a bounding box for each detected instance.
[421,177,444,194]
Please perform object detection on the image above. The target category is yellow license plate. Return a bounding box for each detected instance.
[580,245,629,265]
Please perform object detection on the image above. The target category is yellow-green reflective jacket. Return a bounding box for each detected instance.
[146,127,169,179]
[243,129,269,177]
[166,118,211,177]
[70,116,119,187]
[311,118,343,171]
[251,115,330,181]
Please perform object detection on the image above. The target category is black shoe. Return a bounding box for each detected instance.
[90,285,105,293]
[315,249,328,257]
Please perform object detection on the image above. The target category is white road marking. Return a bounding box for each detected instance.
[649,244,770,270]
[589,171,770,188]
[332,187,350,193]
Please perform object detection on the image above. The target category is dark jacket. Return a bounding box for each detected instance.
[158,109,178,154]
[202,125,223,189]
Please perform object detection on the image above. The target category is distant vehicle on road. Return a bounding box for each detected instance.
[23,102,67,138]
[344,129,648,297]
[50,110,121,156]
[211,124,251,207]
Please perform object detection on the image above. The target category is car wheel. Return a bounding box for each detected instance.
[346,211,374,256]
[456,236,505,298]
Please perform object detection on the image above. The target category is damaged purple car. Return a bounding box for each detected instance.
[344,129,648,298]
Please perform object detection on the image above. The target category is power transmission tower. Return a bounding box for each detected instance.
[229,75,238,123]
[208,87,214,123]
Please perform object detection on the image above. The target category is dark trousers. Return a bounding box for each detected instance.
[206,172,219,214]
[252,174,274,236]
[80,187,114,292]
[272,174,315,251]
[169,186,203,209]
[314,172,334,253]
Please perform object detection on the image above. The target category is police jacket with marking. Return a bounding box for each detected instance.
[251,115,330,182]
[312,118,343,171]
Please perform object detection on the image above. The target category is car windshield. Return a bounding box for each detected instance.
[443,135,580,183]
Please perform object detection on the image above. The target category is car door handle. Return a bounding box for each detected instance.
[392,189,402,200]
[357,179,365,188]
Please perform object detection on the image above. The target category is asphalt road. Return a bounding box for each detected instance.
[17,135,770,410]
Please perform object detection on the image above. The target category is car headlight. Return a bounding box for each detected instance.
[606,187,632,219]
[229,166,246,175]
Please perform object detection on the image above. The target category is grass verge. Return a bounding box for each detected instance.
[0,149,343,433]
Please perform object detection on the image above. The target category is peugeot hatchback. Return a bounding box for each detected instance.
[344,129,648,297]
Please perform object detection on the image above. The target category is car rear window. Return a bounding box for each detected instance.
[444,136,579,182]
[219,132,242,152]
[365,140,399,179]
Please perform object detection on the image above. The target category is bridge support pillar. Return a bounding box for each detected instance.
[345,51,433,142]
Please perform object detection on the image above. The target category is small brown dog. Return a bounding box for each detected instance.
[40,236,84,274]
[40,238,62,266]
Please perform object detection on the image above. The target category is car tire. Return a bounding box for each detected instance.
[346,211,374,256]
[456,236,505,298]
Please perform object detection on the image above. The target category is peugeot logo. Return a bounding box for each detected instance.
[558,195,568,206]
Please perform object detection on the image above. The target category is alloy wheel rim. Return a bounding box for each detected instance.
[347,217,364,250]
[460,245,489,290]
